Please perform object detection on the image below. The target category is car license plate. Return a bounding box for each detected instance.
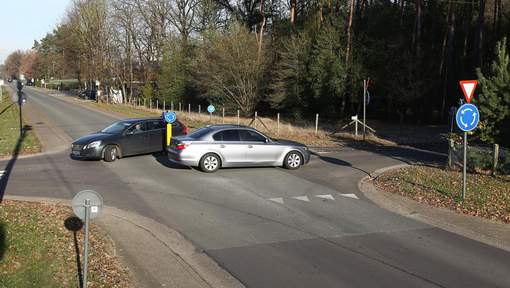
[72,150,80,156]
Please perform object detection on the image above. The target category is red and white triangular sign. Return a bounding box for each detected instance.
[459,80,478,103]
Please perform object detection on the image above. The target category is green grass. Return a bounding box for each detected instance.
[375,166,510,223]
[0,90,41,156]
[0,201,133,288]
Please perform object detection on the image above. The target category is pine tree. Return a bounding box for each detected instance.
[476,38,510,145]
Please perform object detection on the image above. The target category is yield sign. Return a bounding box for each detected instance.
[459,80,478,103]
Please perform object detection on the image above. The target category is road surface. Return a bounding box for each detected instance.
[1,86,509,287]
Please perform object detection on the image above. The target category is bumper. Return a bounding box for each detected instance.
[167,149,199,167]
[70,146,103,160]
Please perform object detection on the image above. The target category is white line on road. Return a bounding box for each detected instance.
[315,194,335,200]
[338,193,359,199]
[268,198,284,204]
[292,196,310,202]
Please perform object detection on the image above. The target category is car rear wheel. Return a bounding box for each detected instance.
[200,153,221,173]
[104,145,118,162]
[284,151,302,170]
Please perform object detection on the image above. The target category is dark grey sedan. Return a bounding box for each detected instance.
[167,125,311,172]
[72,118,188,161]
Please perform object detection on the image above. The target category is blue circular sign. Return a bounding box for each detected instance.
[456,103,479,132]
[164,111,177,124]
[207,105,215,113]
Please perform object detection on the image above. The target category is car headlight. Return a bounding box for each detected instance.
[85,141,101,149]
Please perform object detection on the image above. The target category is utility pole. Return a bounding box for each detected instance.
[363,79,367,141]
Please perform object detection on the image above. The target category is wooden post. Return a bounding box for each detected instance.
[188,103,191,115]
[150,99,152,110]
[254,111,258,128]
[222,107,225,124]
[179,102,181,112]
[171,101,174,111]
[237,110,240,125]
[315,113,319,135]
[144,98,146,108]
[493,144,500,175]
[199,105,201,114]
[156,99,159,110]
[277,113,280,135]
[163,100,166,111]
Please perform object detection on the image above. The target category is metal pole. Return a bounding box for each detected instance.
[463,132,467,200]
[18,92,23,137]
[83,199,91,288]
[363,80,367,141]
[277,113,280,135]
[209,112,212,122]
[315,114,319,135]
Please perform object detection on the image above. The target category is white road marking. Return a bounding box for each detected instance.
[268,197,284,204]
[315,194,335,200]
[292,196,310,202]
[339,193,359,199]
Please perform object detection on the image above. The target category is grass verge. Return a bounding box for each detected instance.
[0,89,41,156]
[0,200,133,288]
[374,165,510,223]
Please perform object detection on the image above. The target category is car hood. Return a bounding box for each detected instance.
[73,133,114,145]
[273,139,307,147]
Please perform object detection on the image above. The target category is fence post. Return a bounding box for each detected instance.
[199,105,201,114]
[277,113,280,135]
[188,103,191,115]
[222,107,225,124]
[163,100,166,111]
[156,99,159,110]
[144,98,146,108]
[179,102,182,112]
[254,111,257,128]
[448,139,454,169]
[237,110,240,125]
[150,99,152,110]
[171,101,174,111]
[493,144,500,176]
[315,114,319,135]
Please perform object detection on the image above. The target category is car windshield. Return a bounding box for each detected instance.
[187,127,211,139]
[100,121,133,134]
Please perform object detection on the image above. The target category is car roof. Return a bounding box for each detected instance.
[205,124,253,131]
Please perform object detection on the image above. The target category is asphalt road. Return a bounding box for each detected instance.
[1,87,510,288]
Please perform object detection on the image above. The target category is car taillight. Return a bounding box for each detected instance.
[176,143,188,150]
[183,126,189,135]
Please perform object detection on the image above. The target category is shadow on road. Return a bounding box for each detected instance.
[64,216,84,288]
[152,152,191,170]
[0,126,29,202]
[0,223,6,261]
[314,153,373,177]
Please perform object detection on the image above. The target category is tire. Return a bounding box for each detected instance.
[103,145,118,162]
[283,151,302,170]
[199,153,221,173]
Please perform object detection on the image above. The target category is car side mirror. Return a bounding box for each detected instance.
[265,138,270,143]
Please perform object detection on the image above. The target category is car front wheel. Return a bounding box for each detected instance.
[104,145,118,162]
[284,151,302,170]
[200,153,221,173]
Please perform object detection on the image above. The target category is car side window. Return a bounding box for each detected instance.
[147,120,165,130]
[239,130,266,142]
[127,122,146,134]
[213,130,240,141]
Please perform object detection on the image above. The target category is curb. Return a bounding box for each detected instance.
[358,164,510,252]
[3,195,244,288]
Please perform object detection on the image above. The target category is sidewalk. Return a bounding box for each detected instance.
[359,164,510,252]
[12,89,244,288]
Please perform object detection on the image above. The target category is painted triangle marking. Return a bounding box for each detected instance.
[339,193,359,200]
[268,197,284,204]
[292,196,310,202]
[315,194,335,200]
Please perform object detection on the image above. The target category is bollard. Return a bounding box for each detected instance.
[493,144,500,176]
[448,139,454,169]
[277,113,280,135]
[315,114,319,135]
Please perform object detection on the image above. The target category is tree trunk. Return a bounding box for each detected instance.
[345,0,356,65]
[475,0,486,68]
[290,0,296,28]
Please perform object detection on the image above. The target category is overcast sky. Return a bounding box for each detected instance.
[0,0,71,64]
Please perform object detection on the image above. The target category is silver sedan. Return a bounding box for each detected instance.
[167,125,311,172]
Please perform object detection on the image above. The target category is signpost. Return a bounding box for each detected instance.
[163,111,177,146]
[16,81,25,137]
[456,80,480,200]
[207,105,215,122]
[72,190,103,288]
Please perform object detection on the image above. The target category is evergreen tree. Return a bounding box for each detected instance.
[476,38,510,145]
[157,50,187,104]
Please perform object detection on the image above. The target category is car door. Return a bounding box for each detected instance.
[147,120,165,153]
[239,129,283,164]
[212,130,246,166]
[123,122,149,155]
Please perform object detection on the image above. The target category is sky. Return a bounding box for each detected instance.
[0,0,71,64]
